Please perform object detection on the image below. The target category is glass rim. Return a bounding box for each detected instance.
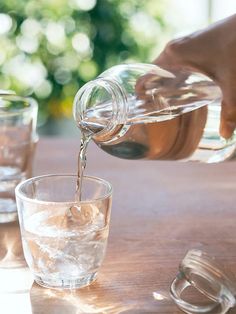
[0,95,38,117]
[15,174,113,205]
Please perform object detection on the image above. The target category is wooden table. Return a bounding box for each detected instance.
[1,137,236,314]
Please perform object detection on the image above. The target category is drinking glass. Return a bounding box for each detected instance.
[0,94,38,223]
[15,174,112,289]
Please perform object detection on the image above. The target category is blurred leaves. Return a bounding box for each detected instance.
[0,0,170,125]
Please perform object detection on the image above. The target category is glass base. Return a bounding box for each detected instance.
[0,199,17,223]
[34,272,97,290]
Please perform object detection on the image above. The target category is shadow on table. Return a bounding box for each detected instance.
[0,220,34,314]
[0,219,26,269]
[30,280,176,314]
[0,219,33,294]
[30,281,133,314]
[28,279,236,314]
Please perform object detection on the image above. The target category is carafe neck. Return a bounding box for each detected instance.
[73,77,127,138]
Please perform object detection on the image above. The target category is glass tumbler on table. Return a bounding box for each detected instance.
[0,94,38,223]
[15,174,112,289]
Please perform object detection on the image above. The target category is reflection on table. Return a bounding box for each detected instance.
[0,220,33,314]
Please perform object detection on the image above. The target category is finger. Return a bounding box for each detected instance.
[153,38,193,71]
[135,74,159,92]
[220,117,236,139]
[220,100,236,139]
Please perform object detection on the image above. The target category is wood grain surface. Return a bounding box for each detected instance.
[1,137,236,314]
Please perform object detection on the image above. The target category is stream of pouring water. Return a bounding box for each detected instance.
[75,132,91,201]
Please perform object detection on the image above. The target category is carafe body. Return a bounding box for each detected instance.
[73,63,236,163]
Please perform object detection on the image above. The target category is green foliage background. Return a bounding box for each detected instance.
[0,0,170,125]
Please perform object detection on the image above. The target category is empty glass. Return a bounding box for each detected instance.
[0,94,38,223]
[15,175,112,289]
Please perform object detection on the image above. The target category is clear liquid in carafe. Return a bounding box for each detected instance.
[75,64,236,164]
[91,103,236,163]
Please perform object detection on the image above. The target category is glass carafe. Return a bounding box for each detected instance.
[73,63,236,163]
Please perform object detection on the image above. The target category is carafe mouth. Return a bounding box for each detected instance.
[73,78,127,137]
